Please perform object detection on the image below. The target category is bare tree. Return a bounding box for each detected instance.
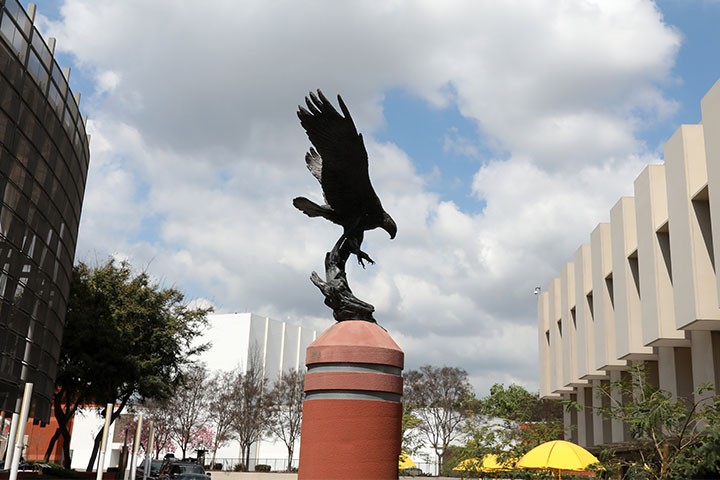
[267,369,304,471]
[141,399,177,457]
[403,365,475,474]
[167,365,210,458]
[206,370,238,465]
[229,350,270,470]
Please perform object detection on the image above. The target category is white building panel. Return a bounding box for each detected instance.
[610,197,654,360]
[574,245,605,380]
[538,292,555,398]
[549,278,570,394]
[634,165,687,347]
[561,262,585,387]
[700,80,720,304]
[665,125,720,330]
[591,223,625,371]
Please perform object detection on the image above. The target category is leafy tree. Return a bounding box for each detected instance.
[267,369,304,471]
[595,364,720,480]
[401,410,424,458]
[461,383,564,474]
[206,370,238,465]
[43,259,211,470]
[43,262,116,467]
[481,383,562,423]
[229,349,270,470]
[403,365,475,474]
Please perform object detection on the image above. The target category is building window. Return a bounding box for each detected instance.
[656,222,673,284]
[628,250,640,298]
[605,273,614,309]
[692,186,714,272]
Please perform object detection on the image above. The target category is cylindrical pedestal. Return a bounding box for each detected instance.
[298,320,404,479]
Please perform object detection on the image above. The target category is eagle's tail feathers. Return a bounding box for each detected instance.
[293,197,333,219]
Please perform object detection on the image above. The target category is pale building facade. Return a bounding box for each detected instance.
[538,78,720,448]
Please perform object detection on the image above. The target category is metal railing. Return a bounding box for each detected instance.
[207,457,299,473]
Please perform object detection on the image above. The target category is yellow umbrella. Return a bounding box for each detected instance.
[453,454,513,473]
[453,457,482,473]
[399,452,416,469]
[479,453,514,472]
[517,440,599,479]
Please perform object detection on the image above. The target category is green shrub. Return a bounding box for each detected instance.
[254,464,271,472]
[38,463,83,478]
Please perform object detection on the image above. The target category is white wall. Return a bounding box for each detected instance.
[68,313,316,471]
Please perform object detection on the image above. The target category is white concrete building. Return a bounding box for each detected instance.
[200,313,316,378]
[538,78,720,448]
[67,313,316,471]
[200,313,316,469]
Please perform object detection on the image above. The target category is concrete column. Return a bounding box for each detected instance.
[690,331,719,401]
[592,379,611,446]
[575,386,594,448]
[609,371,629,443]
[563,393,578,443]
[657,346,694,402]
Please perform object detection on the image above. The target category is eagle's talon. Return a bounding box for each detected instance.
[357,252,374,268]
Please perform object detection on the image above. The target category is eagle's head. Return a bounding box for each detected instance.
[382,212,397,239]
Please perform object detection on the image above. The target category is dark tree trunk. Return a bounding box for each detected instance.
[43,428,61,462]
[237,442,250,471]
[59,421,73,469]
[48,388,80,469]
[86,396,130,472]
[286,446,294,472]
[86,433,102,473]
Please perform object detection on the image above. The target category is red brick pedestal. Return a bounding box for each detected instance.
[298,320,404,479]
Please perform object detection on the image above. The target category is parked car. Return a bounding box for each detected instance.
[137,459,164,479]
[158,461,210,480]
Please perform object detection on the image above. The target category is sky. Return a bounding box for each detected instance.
[25,0,720,397]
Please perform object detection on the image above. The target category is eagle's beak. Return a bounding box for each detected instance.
[384,214,397,239]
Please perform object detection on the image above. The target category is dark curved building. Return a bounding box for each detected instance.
[0,0,90,421]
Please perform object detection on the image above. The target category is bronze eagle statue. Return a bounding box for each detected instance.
[293,90,397,322]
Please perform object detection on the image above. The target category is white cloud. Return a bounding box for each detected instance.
[40,0,681,396]
[95,70,121,95]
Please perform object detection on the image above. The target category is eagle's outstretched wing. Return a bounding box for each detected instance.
[293,91,397,321]
[297,90,380,218]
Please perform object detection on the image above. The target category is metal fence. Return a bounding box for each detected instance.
[401,460,439,476]
[208,457,298,472]
[209,457,439,475]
